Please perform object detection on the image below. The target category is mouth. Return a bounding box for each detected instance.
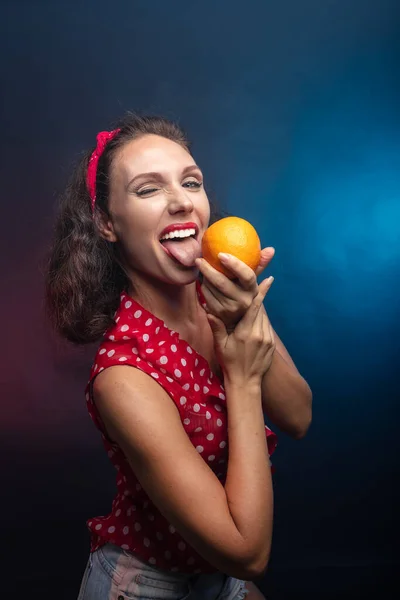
[158,225,202,267]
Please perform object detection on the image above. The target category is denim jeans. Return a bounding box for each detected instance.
[77,543,250,600]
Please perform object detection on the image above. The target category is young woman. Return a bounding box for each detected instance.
[45,114,312,600]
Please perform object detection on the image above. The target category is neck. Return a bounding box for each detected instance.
[126,273,202,330]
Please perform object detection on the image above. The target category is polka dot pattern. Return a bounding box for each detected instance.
[84,280,277,576]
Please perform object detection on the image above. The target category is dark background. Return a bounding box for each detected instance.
[1,1,399,598]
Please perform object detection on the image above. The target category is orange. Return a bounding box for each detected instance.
[201,216,261,279]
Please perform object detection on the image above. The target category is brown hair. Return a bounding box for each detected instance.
[45,113,224,345]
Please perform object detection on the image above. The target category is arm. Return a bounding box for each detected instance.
[93,366,272,579]
[260,312,312,439]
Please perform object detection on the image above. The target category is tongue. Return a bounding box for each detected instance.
[162,237,202,267]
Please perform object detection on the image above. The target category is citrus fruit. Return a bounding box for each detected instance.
[201,216,261,278]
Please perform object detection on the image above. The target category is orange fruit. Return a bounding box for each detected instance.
[201,216,261,279]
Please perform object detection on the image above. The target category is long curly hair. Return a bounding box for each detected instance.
[45,113,224,346]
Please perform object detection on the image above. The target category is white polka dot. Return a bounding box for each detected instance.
[108,526,116,533]
[200,368,205,376]
[123,526,129,535]
[125,301,132,309]
[159,340,165,346]
[206,433,214,441]
[169,524,176,534]
[171,344,177,352]
[186,346,193,354]
[148,514,155,521]
[121,544,129,550]
[155,327,160,334]
[122,336,129,340]
[107,350,115,357]
[99,367,104,372]
[149,557,157,565]
[178,542,186,551]
[165,550,172,559]
[208,455,215,461]
[143,334,149,342]
[144,537,150,547]
[166,377,173,383]
[151,372,159,379]
[182,383,190,391]
[183,418,190,425]
[134,522,142,531]
[195,359,199,367]
[203,386,209,394]
[174,369,181,378]
[119,356,127,362]
[99,348,106,355]
[206,411,211,419]
[217,419,223,427]
[134,310,142,318]
[156,532,164,540]
[219,392,225,400]
[115,509,121,517]
[160,356,168,364]
[145,318,153,326]
[190,371,194,378]
[146,348,154,354]
[194,384,200,392]
[160,368,166,374]
[215,404,222,411]
[132,347,138,354]
[108,450,114,457]
[193,403,200,412]
[121,324,129,332]
[207,379,212,385]
[109,335,115,341]
[180,396,187,405]
[95,524,102,531]
[194,426,202,432]
[88,521,93,527]
[219,441,227,449]
[196,445,204,453]
[127,508,132,516]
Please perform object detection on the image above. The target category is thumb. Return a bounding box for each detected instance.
[206,313,227,342]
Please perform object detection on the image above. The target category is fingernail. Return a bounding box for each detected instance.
[218,253,231,261]
[268,276,274,283]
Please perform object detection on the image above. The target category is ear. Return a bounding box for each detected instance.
[95,212,118,243]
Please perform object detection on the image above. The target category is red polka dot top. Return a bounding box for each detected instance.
[85,280,277,575]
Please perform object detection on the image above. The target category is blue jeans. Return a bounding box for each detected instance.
[77,543,250,600]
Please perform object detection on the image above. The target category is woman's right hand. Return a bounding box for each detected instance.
[206,276,275,386]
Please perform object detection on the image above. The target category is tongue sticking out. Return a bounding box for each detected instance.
[161,237,202,267]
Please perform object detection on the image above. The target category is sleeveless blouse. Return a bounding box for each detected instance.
[84,281,277,574]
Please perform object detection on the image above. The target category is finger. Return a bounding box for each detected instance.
[255,247,275,277]
[200,282,225,314]
[195,258,240,300]
[206,314,228,345]
[217,253,258,292]
[236,276,274,331]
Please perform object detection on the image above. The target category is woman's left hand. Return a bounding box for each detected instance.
[195,247,275,332]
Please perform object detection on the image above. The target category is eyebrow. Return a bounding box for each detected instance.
[126,164,202,189]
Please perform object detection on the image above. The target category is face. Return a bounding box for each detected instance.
[101,134,210,286]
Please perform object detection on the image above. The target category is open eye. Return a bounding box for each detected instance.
[183,179,203,189]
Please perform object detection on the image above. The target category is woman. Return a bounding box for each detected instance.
[45,114,312,600]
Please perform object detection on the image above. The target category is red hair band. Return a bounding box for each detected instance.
[86,129,121,211]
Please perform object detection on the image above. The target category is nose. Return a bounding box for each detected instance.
[167,185,194,215]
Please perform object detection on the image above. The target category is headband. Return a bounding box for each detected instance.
[86,128,121,211]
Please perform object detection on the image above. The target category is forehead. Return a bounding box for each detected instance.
[113,134,195,178]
